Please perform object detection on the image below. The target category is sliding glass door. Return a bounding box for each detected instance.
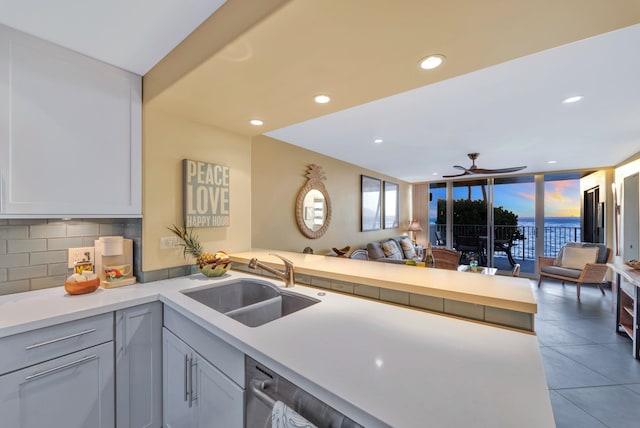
[452,180,489,266]
[492,176,535,274]
[427,172,584,275]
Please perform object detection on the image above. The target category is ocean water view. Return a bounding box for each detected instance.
[515,216,581,259]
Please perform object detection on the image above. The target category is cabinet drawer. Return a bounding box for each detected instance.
[0,312,113,375]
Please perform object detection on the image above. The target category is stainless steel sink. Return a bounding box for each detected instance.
[182,279,319,327]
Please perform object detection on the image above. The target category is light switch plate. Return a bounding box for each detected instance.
[68,247,95,268]
[160,236,181,249]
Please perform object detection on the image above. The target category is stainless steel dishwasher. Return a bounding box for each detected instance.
[245,356,363,428]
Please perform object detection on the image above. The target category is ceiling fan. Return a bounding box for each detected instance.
[442,153,526,178]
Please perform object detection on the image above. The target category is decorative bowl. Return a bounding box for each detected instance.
[197,262,232,277]
[65,277,100,295]
[625,260,640,270]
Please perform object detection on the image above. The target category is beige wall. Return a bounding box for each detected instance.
[142,107,252,271]
[251,135,411,254]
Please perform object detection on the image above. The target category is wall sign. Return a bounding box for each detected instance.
[183,159,230,228]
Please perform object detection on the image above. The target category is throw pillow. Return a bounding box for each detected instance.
[560,246,598,270]
[381,239,403,260]
[398,237,416,259]
[366,242,386,260]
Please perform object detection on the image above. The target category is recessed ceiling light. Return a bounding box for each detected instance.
[547,160,558,164]
[562,95,583,104]
[314,95,331,104]
[249,119,263,126]
[374,139,383,144]
[419,54,445,70]
[432,172,439,176]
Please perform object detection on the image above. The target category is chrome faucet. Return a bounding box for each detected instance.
[248,253,295,288]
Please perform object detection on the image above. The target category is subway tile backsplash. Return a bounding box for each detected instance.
[0,219,141,296]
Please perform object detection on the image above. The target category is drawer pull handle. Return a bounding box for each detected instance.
[24,354,98,381]
[187,356,194,408]
[184,354,189,402]
[25,328,97,350]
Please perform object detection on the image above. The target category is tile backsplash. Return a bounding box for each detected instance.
[0,218,141,296]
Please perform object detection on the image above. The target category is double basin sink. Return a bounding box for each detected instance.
[182,279,319,327]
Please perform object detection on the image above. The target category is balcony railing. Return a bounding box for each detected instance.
[433,224,581,260]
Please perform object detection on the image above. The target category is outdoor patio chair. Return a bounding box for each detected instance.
[493,227,521,267]
[454,235,485,264]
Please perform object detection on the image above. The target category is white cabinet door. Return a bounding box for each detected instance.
[163,328,244,428]
[116,302,162,428]
[0,24,141,218]
[0,341,114,428]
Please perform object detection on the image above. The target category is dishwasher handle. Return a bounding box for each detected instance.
[250,378,277,408]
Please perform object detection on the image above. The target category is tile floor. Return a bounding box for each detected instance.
[533,279,640,427]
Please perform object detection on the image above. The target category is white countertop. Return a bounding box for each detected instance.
[608,257,640,287]
[230,249,537,314]
[0,271,554,427]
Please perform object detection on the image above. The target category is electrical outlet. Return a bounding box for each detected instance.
[68,247,95,268]
[160,236,181,249]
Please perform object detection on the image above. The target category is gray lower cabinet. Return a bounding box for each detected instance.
[163,328,243,428]
[0,341,114,427]
[115,302,162,428]
[0,312,115,428]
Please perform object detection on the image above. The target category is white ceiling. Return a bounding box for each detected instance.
[0,0,226,75]
[267,24,640,182]
[0,1,638,183]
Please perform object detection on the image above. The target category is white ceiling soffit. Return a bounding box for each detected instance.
[0,0,226,75]
[267,24,640,183]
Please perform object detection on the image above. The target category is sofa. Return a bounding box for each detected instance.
[537,242,611,299]
[365,236,424,264]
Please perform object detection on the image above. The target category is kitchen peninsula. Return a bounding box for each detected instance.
[231,249,537,331]
[0,270,553,427]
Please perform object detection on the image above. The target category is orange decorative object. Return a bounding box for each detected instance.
[64,278,100,295]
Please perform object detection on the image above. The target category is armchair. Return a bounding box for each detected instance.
[430,247,461,270]
[537,242,611,299]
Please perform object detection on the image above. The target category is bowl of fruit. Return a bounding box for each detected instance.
[196,251,232,277]
[625,259,640,270]
[168,224,232,277]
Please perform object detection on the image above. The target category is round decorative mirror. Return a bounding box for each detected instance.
[296,164,332,239]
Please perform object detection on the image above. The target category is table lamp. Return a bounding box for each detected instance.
[407,219,422,244]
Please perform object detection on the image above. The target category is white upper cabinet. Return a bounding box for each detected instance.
[0,24,141,218]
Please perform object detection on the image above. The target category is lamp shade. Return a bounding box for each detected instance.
[407,219,422,232]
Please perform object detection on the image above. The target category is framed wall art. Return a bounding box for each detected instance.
[361,175,381,231]
[383,180,399,229]
[183,159,230,228]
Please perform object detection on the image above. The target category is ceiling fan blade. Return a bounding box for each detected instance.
[473,166,527,174]
[446,154,526,178]
[442,171,471,178]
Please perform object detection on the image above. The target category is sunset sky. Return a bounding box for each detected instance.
[430,179,581,220]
